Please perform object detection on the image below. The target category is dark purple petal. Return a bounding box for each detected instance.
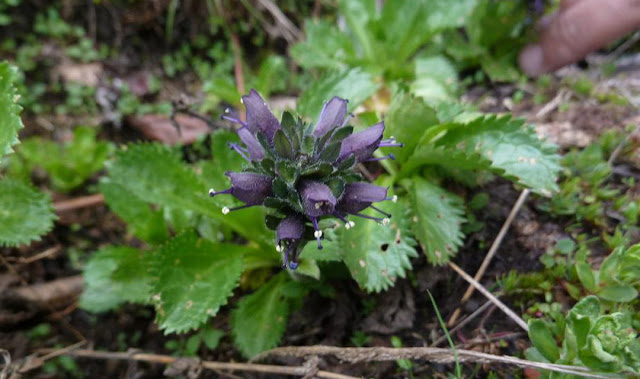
[225,171,273,205]
[298,180,337,218]
[337,182,388,214]
[313,97,348,138]
[242,89,280,141]
[338,122,385,162]
[276,214,305,242]
[237,127,264,161]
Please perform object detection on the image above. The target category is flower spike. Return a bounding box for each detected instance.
[209,90,403,269]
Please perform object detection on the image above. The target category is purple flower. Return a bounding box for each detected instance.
[276,214,305,269]
[242,89,281,142]
[299,180,337,219]
[211,90,404,269]
[313,97,349,138]
[339,122,385,162]
[209,172,273,212]
[337,182,389,214]
[299,180,338,250]
[236,127,264,161]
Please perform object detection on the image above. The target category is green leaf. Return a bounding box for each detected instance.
[528,319,560,362]
[231,272,291,357]
[290,20,355,70]
[409,177,465,264]
[254,55,287,98]
[107,143,270,246]
[100,180,169,244]
[297,68,379,120]
[384,92,439,164]
[312,198,418,292]
[598,285,638,303]
[576,262,598,293]
[410,55,458,104]
[0,179,56,246]
[273,129,293,159]
[80,246,153,312]
[151,233,244,334]
[0,61,23,160]
[410,115,561,195]
[378,0,475,65]
[338,0,376,62]
[293,258,321,280]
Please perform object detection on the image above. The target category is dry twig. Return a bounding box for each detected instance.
[448,262,528,331]
[35,349,356,379]
[53,194,104,213]
[448,189,530,326]
[253,345,609,378]
[432,300,493,347]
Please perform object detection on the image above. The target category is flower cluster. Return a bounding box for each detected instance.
[210,90,402,269]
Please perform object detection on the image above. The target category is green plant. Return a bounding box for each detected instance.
[0,61,55,246]
[79,85,559,358]
[291,0,476,104]
[0,0,20,26]
[440,0,533,82]
[575,244,640,303]
[526,296,639,376]
[8,126,113,192]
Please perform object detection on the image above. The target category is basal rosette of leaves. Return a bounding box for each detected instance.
[210,90,402,270]
[527,296,640,376]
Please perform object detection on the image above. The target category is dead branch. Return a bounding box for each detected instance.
[448,189,530,326]
[34,348,357,379]
[53,194,104,213]
[448,262,528,332]
[253,346,611,378]
[8,275,83,310]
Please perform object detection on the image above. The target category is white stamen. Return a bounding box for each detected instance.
[276,244,283,252]
[314,230,323,238]
[345,220,355,229]
[314,202,322,209]
[382,218,390,226]
[222,207,230,215]
[224,108,230,113]
[240,98,244,104]
[208,188,215,196]
[392,195,398,203]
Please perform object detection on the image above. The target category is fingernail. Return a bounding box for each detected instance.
[519,44,545,76]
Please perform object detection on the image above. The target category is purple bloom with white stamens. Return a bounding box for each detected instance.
[276,214,305,269]
[211,90,403,269]
[209,172,273,209]
[338,122,385,162]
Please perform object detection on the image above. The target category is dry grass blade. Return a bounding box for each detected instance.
[253,346,611,378]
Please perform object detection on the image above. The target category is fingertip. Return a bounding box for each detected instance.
[519,44,546,77]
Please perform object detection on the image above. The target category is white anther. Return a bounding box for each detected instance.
[382,218,390,226]
[224,108,230,113]
[276,244,283,252]
[240,98,244,104]
[314,202,322,209]
[392,195,398,203]
[208,188,215,196]
[345,220,355,229]
[314,230,323,238]
[222,207,230,215]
